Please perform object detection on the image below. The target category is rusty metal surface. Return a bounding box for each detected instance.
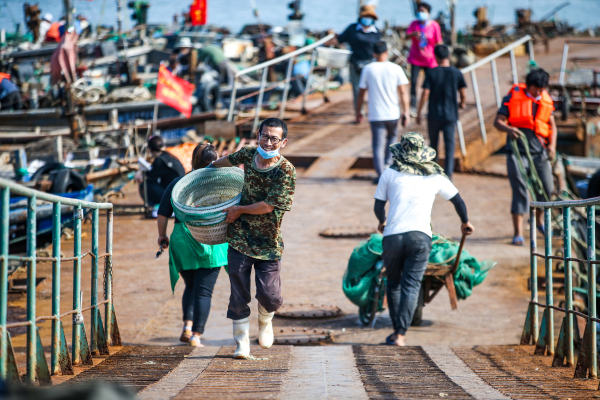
[273,328,332,345]
[275,303,343,319]
[173,345,291,399]
[64,345,193,393]
[353,345,473,399]
[453,345,600,399]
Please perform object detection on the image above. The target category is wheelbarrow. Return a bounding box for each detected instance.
[359,233,467,328]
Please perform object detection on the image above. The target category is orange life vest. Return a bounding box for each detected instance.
[0,73,11,84]
[505,83,554,140]
[45,22,62,42]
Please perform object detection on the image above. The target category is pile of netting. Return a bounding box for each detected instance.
[342,234,495,307]
[171,167,244,245]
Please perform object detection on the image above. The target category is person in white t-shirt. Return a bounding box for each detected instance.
[373,133,474,346]
[356,41,410,184]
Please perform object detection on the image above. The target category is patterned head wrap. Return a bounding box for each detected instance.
[389,132,447,178]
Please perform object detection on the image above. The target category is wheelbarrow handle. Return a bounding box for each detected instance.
[450,233,467,275]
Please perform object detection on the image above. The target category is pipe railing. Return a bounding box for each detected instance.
[458,35,533,151]
[522,196,600,384]
[0,178,120,384]
[558,39,600,85]
[227,33,336,129]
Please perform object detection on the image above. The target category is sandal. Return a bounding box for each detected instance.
[190,336,204,347]
[179,329,192,343]
[512,236,524,246]
[385,334,396,345]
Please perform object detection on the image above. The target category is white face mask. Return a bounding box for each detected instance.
[417,11,429,21]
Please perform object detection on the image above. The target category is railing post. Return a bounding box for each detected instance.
[51,202,61,375]
[456,120,467,156]
[227,77,238,122]
[72,205,83,365]
[510,49,518,84]
[252,67,269,133]
[90,208,99,354]
[563,206,574,366]
[0,187,9,379]
[559,43,569,85]
[490,59,501,108]
[528,39,535,62]
[322,66,331,102]
[278,57,294,120]
[301,49,317,114]
[105,209,114,344]
[26,196,37,383]
[587,205,597,378]
[530,206,539,343]
[544,207,554,356]
[469,70,487,144]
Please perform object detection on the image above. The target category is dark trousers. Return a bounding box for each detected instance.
[370,120,398,177]
[506,151,554,215]
[180,267,221,333]
[428,119,457,178]
[410,64,430,108]
[138,181,165,206]
[227,247,283,320]
[383,231,432,335]
[0,92,22,111]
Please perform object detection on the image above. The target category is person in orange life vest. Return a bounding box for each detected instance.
[494,68,557,246]
[0,73,22,111]
[44,20,64,42]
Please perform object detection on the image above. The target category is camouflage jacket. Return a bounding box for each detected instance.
[227,146,296,260]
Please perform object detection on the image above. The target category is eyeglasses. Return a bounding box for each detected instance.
[259,133,282,145]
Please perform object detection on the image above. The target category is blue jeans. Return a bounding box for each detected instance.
[383,231,432,335]
[370,120,398,177]
[180,267,221,333]
[428,119,457,178]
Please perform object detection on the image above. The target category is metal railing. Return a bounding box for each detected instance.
[521,197,600,384]
[457,35,534,154]
[0,178,121,384]
[558,39,600,85]
[227,33,336,130]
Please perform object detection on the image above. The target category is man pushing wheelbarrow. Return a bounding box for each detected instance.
[373,132,474,346]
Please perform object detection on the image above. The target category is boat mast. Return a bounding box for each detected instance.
[116,0,124,33]
[63,0,73,27]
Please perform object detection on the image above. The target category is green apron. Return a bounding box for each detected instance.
[168,223,228,293]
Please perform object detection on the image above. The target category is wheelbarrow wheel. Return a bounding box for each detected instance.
[411,285,425,326]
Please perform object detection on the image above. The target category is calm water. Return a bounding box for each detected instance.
[2,0,598,36]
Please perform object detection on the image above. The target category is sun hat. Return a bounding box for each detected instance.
[389,132,447,178]
[359,4,378,21]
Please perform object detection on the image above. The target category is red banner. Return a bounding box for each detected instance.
[156,65,195,118]
[190,0,207,26]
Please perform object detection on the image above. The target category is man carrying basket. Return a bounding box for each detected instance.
[210,117,296,359]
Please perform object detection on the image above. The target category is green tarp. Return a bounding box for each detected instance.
[342,234,495,307]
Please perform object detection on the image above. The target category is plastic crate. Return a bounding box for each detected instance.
[316,47,351,69]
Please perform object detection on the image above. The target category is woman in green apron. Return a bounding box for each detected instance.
[156,143,228,347]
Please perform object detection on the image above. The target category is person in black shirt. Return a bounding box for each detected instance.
[416,45,466,179]
[334,4,381,111]
[136,136,185,206]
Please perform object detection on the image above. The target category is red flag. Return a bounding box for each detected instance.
[190,0,207,26]
[156,65,195,118]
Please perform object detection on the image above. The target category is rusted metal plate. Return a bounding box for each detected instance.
[174,346,292,399]
[319,226,377,238]
[454,345,600,399]
[65,345,194,393]
[353,345,473,399]
[275,303,343,319]
[273,328,332,345]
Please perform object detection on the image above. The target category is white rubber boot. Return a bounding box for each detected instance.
[258,304,275,349]
[233,317,250,359]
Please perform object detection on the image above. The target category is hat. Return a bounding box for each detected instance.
[43,13,53,22]
[177,37,193,48]
[359,4,378,20]
[389,132,447,178]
